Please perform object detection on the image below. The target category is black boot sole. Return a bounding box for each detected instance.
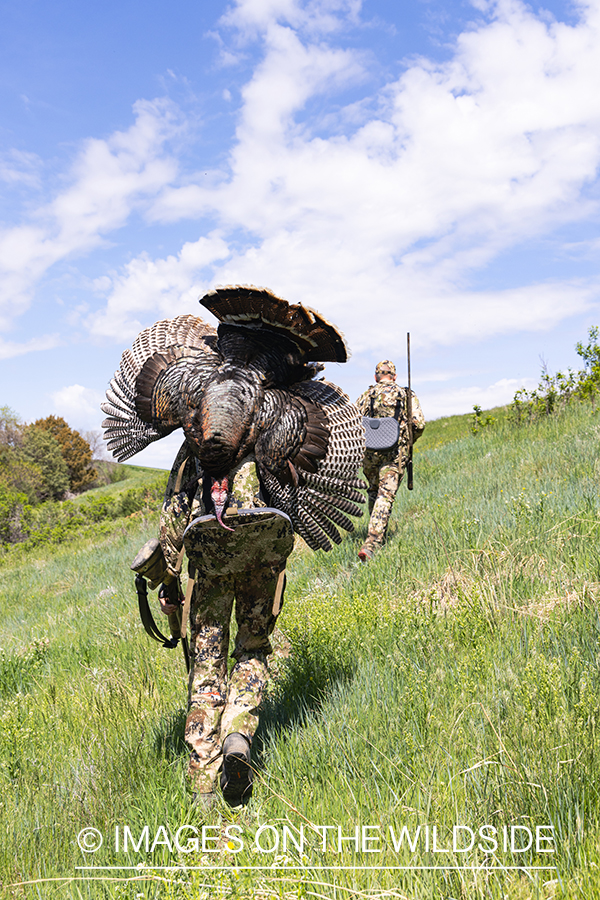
[220,736,253,806]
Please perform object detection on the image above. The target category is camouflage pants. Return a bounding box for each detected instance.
[185,565,281,792]
[362,448,406,549]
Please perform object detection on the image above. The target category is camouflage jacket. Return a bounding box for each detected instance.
[159,441,262,578]
[356,383,425,450]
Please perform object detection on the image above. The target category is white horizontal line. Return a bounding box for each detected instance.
[75,865,558,872]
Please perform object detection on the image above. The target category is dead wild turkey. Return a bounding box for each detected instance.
[101,285,366,551]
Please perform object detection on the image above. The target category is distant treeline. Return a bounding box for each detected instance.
[0,408,131,545]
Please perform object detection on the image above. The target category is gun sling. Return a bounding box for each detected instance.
[134,573,190,671]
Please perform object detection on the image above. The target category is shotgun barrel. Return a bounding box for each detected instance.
[406,333,413,490]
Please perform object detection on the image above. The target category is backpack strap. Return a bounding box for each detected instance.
[180,564,196,646]
[272,569,287,617]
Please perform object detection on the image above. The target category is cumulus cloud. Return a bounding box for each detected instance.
[0,99,180,340]
[51,384,107,429]
[4,0,600,371]
[89,233,231,339]
[420,376,539,419]
[142,0,600,353]
[219,0,361,38]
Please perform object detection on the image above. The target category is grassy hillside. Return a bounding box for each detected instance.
[1,406,599,898]
[0,464,167,561]
[70,464,169,502]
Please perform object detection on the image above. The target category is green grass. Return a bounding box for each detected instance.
[69,464,168,503]
[0,465,168,561]
[1,405,600,898]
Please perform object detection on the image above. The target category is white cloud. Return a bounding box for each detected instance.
[420,376,539,419]
[3,0,600,375]
[0,333,61,360]
[89,233,231,339]
[141,0,600,355]
[350,279,599,352]
[51,384,106,429]
[0,98,180,338]
[0,149,42,188]
[219,0,361,38]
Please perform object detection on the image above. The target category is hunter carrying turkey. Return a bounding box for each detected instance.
[102,285,367,808]
[156,451,292,808]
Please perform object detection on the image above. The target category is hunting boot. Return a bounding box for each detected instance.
[220,733,253,806]
[359,526,387,560]
[358,540,375,561]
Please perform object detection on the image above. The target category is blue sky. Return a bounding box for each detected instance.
[2,0,600,467]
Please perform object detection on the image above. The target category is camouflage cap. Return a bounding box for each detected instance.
[375,360,396,376]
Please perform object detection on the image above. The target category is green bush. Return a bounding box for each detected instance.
[21,426,70,500]
[511,325,600,422]
[0,483,31,543]
[0,476,167,551]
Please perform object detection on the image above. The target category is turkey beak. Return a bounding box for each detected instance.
[211,477,235,532]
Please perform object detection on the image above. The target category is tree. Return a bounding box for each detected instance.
[0,483,30,543]
[0,445,43,504]
[33,416,97,493]
[21,426,70,501]
[0,409,42,503]
[510,325,600,422]
[575,326,600,406]
[81,429,111,461]
[0,406,23,447]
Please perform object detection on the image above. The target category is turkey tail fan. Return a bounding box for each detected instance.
[297,505,337,552]
[290,380,366,547]
[128,315,217,371]
[257,471,328,551]
[101,314,219,462]
[135,345,221,425]
[102,414,173,462]
[200,284,349,363]
[102,367,174,462]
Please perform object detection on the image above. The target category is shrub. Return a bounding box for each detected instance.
[33,415,96,492]
[0,484,31,543]
[0,475,167,551]
[511,326,600,423]
[21,427,70,500]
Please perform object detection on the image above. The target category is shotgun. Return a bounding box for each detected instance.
[406,332,413,490]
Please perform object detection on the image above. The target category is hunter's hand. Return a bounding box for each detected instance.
[158,582,179,616]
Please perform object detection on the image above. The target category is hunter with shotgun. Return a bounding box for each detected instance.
[356,336,425,561]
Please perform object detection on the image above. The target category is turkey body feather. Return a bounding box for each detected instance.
[101,285,365,551]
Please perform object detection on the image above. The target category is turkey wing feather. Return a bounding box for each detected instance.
[101,315,220,461]
[255,380,366,551]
